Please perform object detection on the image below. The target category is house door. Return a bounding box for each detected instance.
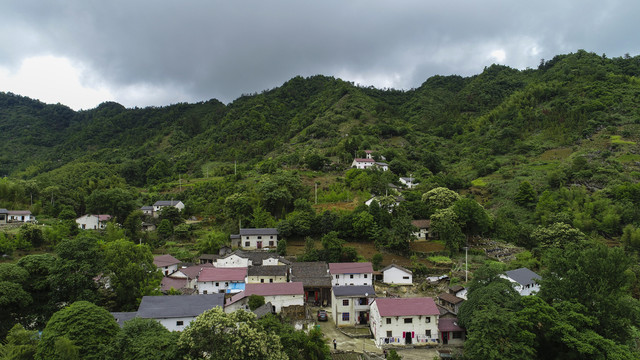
[442,332,448,345]
[404,331,412,345]
[257,241,262,249]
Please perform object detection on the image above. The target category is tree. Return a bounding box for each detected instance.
[85,187,137,223]
[159,206,183,226]
[0,324,40,360]
[103,239,162,311]
[429,208,465,252]
[422,187,460,212]
[530,222,586,249]
[248,294,266,310]
[514,181,537,207]
[452,197,491,240]
[16,254,56,329]
[123,210,144,241]
[371,253,383,270]
[35,301,120,360]
[178,307,287,360]
[106,317,180,360]
[196,231,228,255]
[18,223,44,248]
[387,349,402,360]
[258,313,330,360]
[0,264,32,338]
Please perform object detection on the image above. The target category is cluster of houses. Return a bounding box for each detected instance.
[75,200,185,230]
[0,209,33,225]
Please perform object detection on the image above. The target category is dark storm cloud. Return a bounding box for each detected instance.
[1,0,639,108]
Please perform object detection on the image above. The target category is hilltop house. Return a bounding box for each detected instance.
[151,200,185,217]
[76,214,112,230]
[7,210,33,223]
[381,264,413,285]
[230,228,279,250]
[290,261,332,306]
[153,254,181,276]
[197,267,247,294]
[411,220,430,240]
[329,262,374,286]
[399,177,419,189]
[503,268,541,296]
[225,282,304,313]
[369,297,440,347]
[331,285,376,327]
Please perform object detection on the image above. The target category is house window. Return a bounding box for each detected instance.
[261,279,264,283]
[364,274,368,278]
[425,330,431,337]
[452,332,462,339]
[386,331,392,338]
[225,282,229,286]
[342,313,349,321]
[343,299,349,306]
[257,236,262,239]
[336,275,339,279]
[177,321,184,326]
[404,318,413,324]
[269,279,273,283]
[203,290,208,294]
[426,317,431,323]
[403,276,410,280]
[245,241,250,247]
[350,274,354,279]
[215,282,219,286]
[386,318,391,324]
[245,236,249,240]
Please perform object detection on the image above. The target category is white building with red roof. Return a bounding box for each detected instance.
[351,158,376,170]
[76,214,112,230]
[153,254,181,276]
[197,267,247,294]
[329,262,374,286]
[225,282,304,313]
[370,297,440,347]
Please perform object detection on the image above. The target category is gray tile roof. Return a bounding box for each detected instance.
[332,285,376,297]
[248,265,288,277]
[290,262,331,288]
[238,228,279,236]
[153,200,182,207]
[137,294,225,319]
[111,312,138,327]
[505,268,541,286]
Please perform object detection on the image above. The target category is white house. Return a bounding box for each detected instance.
[140,206,154,216]
[169,264,215,289]
[369,297,440,347]
[225,282,304,313]
[153,254,181,276]
[230,228,278,250]
[136,294,225,331]
[152,200,185,217]
[374,162,389,171]
[76,214,112,230]
[503,268,541,296]
[329,262,374,286]
[216,253,251,268]
[411,220,430,240]
[399,177,419,189]
[7,210,33,223]
[331,285,376,327]
[247,265,288,284]
[381,264,413,285]
[197,267,247,294]
[351,158,375,170]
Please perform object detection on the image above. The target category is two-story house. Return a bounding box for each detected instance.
[369,297,440,347]
[197,267,247,294]
[247,265,288,284]
[331,285,375,327]
[153,254,181,276]
[152,200,185,217]
[502,267,541,296]
[76,214,112,230]
[329,262,374,286]
[230,228,279,250]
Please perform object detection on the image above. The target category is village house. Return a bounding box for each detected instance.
[211,250,290,268]
[351,157,376,170]
[437,293,465,314]
[160,277,191,294]
[399,177,419,189]
[331,285,376,327]
[247,265,288,284]
[329,262,374,286]
[153,200,185,215]
[369,297,440,347]
[225,282,304,313]
[76,214,112,230]
[230,228,279,250]
[290,261,332,306]
[381,264,413,285]
[411,219,430,240]
[0,209,7,224]
[136,294,225,331]
[197,267,247,294]
[6,210,33,223]
[438,318,466,345]
[448,285,467,300]
[140,205,154,217]
[503,267,541,296]
[153,254,181,276]
[168,263,215,289]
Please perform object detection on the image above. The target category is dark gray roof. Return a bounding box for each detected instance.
[239,228,279,236]
[230,234,241,239]
[332,285,376,297]
[0,209,8,214]
[111,312,138,327]
[505,268,541,286]
[153,200,182,206]
[248,265,288,277]
[141,206,153,210]
[137,294,225,319]
[199,254,221,260]
[253,302,275,319]
[290,262,331,288]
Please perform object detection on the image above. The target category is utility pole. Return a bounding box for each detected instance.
[315,183,318,205]
[179,175,182,192]
[234,160,237,176]
[464,246,469,283]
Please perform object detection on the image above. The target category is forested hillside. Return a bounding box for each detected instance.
[3,50,640,359]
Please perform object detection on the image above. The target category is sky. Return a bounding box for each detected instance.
[0,1,638,110]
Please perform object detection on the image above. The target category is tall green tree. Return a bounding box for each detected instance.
[106,317,180,360]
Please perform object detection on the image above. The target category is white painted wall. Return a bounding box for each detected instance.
[331,292,372,327]
[216,255,250,268]
[247,275,287,284]
[198,280,244,294]
[160,264,179,276]
[239,234,278,250]
[369,302,439,346]
[383,267,412,285]
[76,215,107,230]
[155,316,196,332]
[500,275,540,296]
[226,294,303,313]
[332,273,372,286]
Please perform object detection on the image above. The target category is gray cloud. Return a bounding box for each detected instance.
[1,0,639,109]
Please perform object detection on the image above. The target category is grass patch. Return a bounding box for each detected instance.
[617,154,640,163]
[611,135,635,145]
[427,255,452,264]
[471,178,488,187]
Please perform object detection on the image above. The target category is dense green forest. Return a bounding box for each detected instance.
[3,50,640,359]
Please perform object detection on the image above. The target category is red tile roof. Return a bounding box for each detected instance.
[160,277,188,291]
[438,293,464,305]
[353,158,375,163]
[374,297,439,317]
[153,254,181,267]
[198,267,247,282]
[329,262,374,274]
[228,282,304,304]
[171,264,214,279]
[438,318,465,332]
